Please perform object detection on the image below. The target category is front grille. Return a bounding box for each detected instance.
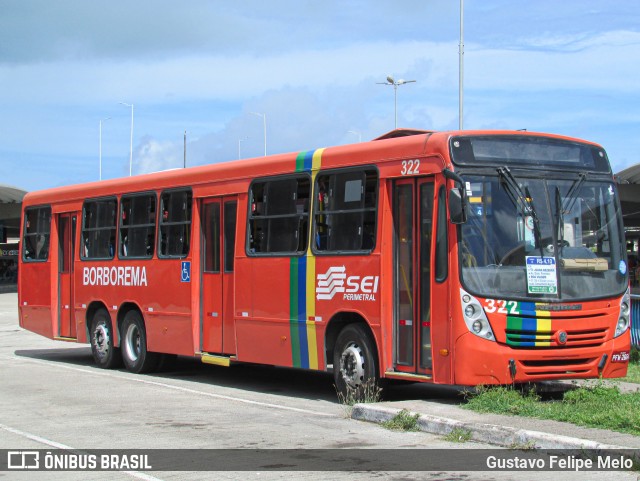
[505,327,608,348]
[518,357,599,377]
[504,310,609,348]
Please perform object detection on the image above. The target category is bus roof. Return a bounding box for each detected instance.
[23,129,603,207]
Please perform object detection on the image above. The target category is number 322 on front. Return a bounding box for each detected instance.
[484,299,518,314]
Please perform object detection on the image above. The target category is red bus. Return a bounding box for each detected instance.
[18,129,631,394]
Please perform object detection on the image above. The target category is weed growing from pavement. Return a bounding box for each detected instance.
[382,409,421,432]
[443,427,472,443]
[463,382,640,436]
[507,440,538,450]
[336,379,383,417]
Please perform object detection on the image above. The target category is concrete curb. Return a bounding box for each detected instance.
[351,403,632,450]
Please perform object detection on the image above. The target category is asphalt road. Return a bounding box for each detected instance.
[0,292,635,481]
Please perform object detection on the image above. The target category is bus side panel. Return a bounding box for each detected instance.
[430,179,453,384]
[134,259,194,356]
[19,261,54,339]
[75,260,195,357]
[235,257,294,366]
[314,255,382,367]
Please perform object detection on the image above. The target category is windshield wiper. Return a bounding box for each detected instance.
[562,172,587,213]
[555,172,587,258]
[497,167,544,258]
[555,186,565,257]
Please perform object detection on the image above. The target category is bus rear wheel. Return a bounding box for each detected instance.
[333,324,379,401]
[121,310,159,374]
[90,308,121,369]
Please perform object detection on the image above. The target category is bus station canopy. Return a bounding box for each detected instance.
[0,184,26,242]
[616,165,640,229]
[0,184,26,204]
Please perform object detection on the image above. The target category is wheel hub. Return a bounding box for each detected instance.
[92,324,110,360]
[124,324,141,362]
[339,342,365,389]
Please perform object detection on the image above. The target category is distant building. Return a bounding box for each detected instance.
[616,165,640,257]
[0,184,26,291]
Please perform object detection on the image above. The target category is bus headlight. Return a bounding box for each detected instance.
[465,305,476,318]
[460,288,495,341]
[615,288,631,338]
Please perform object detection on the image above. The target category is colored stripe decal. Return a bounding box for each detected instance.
[290,258,301,367]
[307,148,323,370]
[306,254,318,369]
[297,255,309,368]
[289,149,324,369]
[506,302,555,347]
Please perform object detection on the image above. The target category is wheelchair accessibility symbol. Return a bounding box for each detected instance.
[181,261,191,282]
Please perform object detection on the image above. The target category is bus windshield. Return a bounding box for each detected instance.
[459,173,627,301]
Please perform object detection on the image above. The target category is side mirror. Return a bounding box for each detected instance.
[449,188,467,224]
[443,169,468,224]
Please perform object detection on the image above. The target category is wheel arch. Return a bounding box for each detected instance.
[324,311,379,371]
[85,301,111,341]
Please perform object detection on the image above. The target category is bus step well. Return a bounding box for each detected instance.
[384,371,433,382]
[200,353,235,367]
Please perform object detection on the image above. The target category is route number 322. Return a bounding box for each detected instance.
[401,159,420,175]
[484,299,518,314]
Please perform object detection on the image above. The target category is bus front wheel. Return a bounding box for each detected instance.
[121,310,159,374]
[90,308,121,369]
[333,324,378,400]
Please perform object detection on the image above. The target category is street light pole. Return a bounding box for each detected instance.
[119,102,134,175]
[249,112,267,156]
[376,76,416,129]
[99,117,111,181]
[459,0,464,130]
[347,130,362,142]
[238,137,249,159]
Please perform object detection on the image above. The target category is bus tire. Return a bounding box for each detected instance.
[333,324,378,401]
[89,308,121,369]
[121,310,159,374]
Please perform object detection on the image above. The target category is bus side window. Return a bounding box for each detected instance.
[23,206,52,262]
[81,198,117,260]
[159,189,192,258]
[247,175,310,256]
[313,168,378,254]
[119,193,156,259]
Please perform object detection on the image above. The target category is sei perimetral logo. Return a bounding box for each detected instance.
[316,266,379,301]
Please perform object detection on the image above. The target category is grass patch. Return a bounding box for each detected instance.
[464,383,640,436]
[443,427,472,443]
[382,409,421,432]
[624,361,640,384]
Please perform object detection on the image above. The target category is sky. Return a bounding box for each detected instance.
[1,0,639,192]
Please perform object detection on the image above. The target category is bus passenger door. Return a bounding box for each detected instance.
[393,178,434,375]
[58,213,76,339]
[201,197,237,355]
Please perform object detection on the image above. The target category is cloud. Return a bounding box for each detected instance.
[135,136,184,175]
[2,0,640,191]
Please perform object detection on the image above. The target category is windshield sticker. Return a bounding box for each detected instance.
[526,256,557,294]
[619,260,627,275]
